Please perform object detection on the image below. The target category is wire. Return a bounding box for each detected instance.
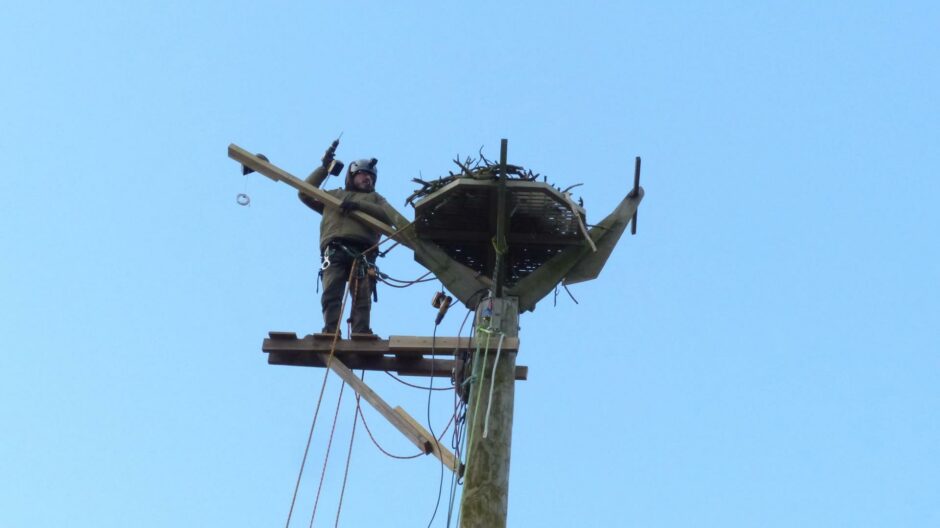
[356,402,423,460]
[379,270,435,285]
[384,371,453,391]
[425,324,445,528]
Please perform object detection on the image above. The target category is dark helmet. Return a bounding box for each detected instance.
[345,158,378,190]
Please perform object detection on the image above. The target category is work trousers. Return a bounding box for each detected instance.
[320,251,374,335]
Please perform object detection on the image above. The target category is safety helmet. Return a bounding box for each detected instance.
[345,158,378,190]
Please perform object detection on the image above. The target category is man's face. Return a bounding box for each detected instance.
[352,171,374,191]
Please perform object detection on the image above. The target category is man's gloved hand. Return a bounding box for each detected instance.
[322,142,337,168]
[339,197,360,214]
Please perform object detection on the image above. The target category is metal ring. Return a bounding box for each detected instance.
[236,193,251,206]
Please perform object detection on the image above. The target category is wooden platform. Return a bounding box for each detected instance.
[263,332,527,380]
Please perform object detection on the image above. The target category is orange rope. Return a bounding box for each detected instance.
[284,261,358,528]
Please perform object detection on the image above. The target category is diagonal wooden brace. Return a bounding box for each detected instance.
[317,353,460,473]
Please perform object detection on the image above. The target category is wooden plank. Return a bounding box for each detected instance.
[394,407,462,474]
[268,353,458,374]
[561,193,597,253]
[418,229,583,246]
[263,336,392,355]
[388,336,519,353]
[316,353,431,454]
[262,335,520,355]
[228,144,412,249]
[267,352,529,380]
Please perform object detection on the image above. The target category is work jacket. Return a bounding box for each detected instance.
[299,166,393,251]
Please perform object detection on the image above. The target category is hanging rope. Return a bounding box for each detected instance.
[284,261,358,528]
[454,327,493,528]
[482,332,506,439]
[308,380,348,528]
[333,372,364,528]
[461,328,492,478]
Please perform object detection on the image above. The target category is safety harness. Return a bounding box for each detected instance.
[318,240,379,302]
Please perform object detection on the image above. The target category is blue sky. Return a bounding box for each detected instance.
[2,2,938,526]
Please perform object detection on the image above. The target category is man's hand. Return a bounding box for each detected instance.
[322,139,339,168]
[339,197,360,214]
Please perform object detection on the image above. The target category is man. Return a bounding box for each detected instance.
[299,143,393,337]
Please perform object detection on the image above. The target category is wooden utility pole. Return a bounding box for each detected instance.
[460,297,518,527]
[459,140,517,527]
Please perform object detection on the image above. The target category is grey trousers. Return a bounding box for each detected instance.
[321,256,373,334]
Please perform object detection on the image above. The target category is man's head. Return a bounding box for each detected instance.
[345,158,378,192]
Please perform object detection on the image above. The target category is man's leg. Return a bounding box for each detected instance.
[320,260,349,334]
[349,272,373,334]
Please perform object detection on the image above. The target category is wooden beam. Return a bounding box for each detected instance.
[227,143,412,249]
[394,407,462,474]
[417,229,583,246]
[263,335,393,355]
[266,352,528,380]
[388,336,519,354]
[263,334,520,356]
[317,354,460,474]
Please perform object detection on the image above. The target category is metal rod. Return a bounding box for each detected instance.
[632,156,641,235]
[493,139,509,296]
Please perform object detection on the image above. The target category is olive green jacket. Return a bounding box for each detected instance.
[299,166,393,251]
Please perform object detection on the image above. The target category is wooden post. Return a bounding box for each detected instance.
[460,296,519,528]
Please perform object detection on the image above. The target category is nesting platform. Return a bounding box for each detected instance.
[263,332,527,380]
[413,179,588,286]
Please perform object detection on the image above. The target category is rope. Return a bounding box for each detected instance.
[454,327,493,528]
[462,328,492,478]
[284,219,418,527]
[284,263,356,528]
[482,333,505,439]
[308,380,348,527]
[334,373,364,527]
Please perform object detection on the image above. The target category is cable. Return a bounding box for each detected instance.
[425,324,445,528]
[384,371,453,391]
[356,401,422,460]
[378,270,435,285]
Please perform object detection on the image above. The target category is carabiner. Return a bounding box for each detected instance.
[320,254,331,271]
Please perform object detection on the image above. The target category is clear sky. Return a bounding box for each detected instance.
[2,2,938,527]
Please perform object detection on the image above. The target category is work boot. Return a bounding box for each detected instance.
[318,327,342,339]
